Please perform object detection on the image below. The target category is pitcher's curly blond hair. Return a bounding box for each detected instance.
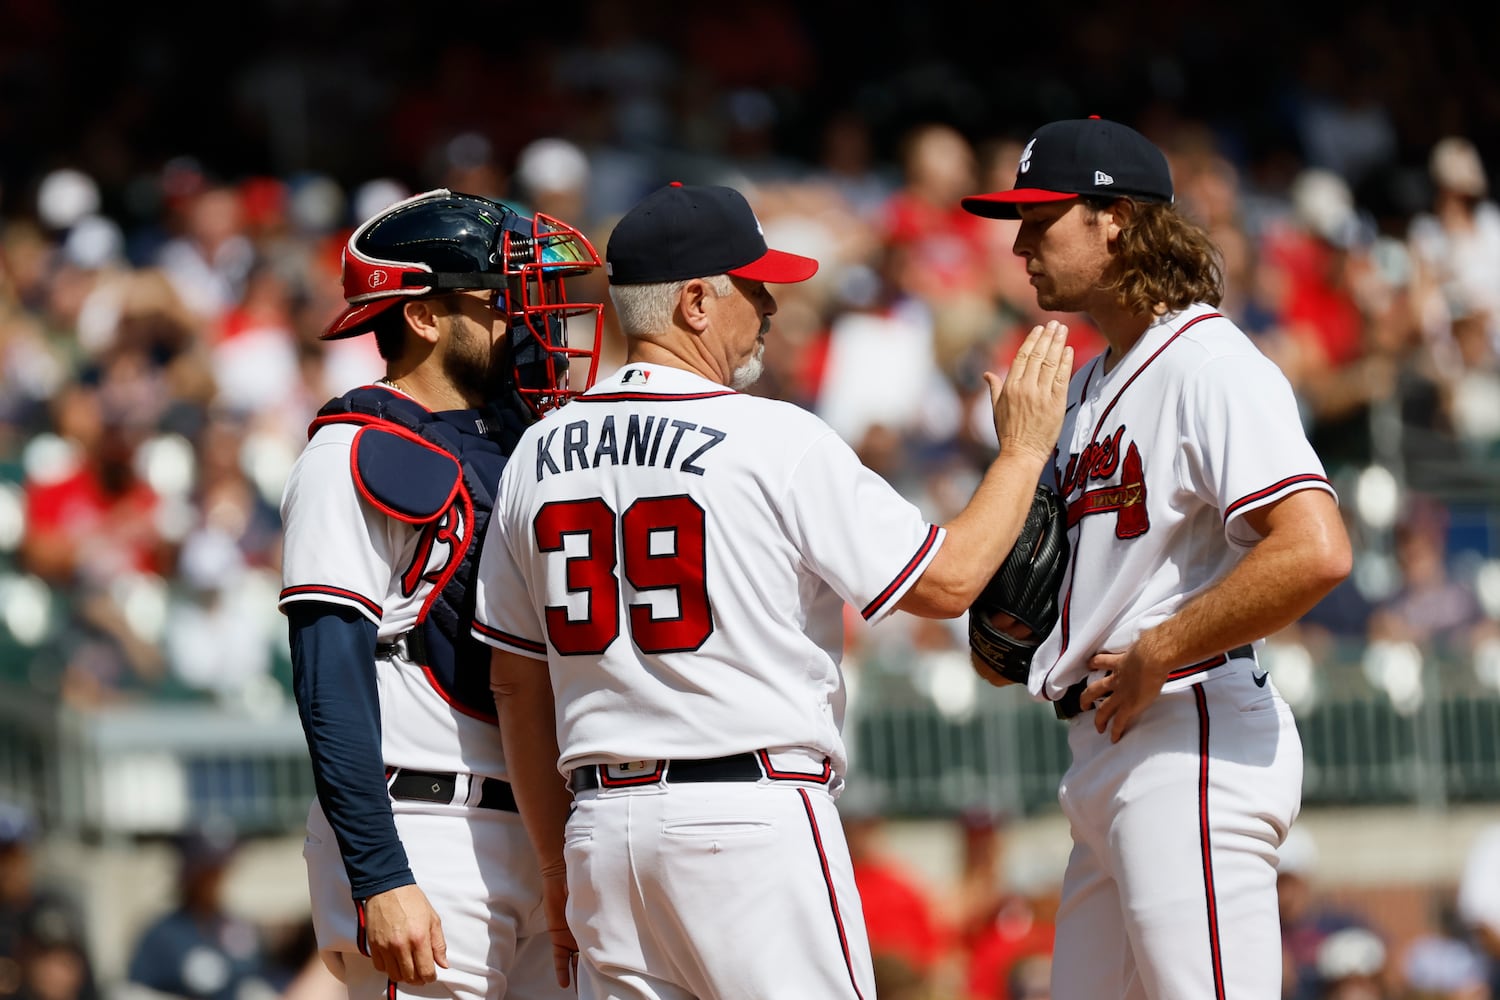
[1085,197,1224,315]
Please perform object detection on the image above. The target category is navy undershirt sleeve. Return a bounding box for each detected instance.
[287,602,414,900]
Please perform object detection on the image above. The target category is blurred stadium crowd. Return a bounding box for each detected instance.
[2,1,1500,998]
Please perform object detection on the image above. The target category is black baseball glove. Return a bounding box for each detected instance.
[968,484,1070,685]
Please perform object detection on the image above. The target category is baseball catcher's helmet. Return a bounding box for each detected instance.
[322,188,604,417]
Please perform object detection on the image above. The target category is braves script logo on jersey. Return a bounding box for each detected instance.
[1059,426,1149,538]
[400,507,467,598]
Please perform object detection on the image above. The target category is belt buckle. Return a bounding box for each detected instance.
[607,760,657,777]
[600,760,665,786]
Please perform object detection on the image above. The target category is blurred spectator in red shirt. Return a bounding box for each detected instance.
[842,804,953,993]
[945,807,1058,1000]
[19,379,171,704]
[1258,167,1427,470]
[1264,169,1369,371]
[20,381,163,588]
[880,122,993,304]
[964,862,1057,1000]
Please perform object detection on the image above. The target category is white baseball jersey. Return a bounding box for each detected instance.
[1034,303,1336,699]
[279,418,503,776]
[280,389,568,1000]
[472,362,944,777]
[1037,303,1327,999]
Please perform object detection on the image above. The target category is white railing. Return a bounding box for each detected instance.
[1,640,1497,837]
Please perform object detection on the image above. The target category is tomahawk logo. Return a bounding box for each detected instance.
[1060,427,1150,538]
[1019,138,1037,175]
[1094,171,1115,186]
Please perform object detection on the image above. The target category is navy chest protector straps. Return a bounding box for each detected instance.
[310,386,527,721]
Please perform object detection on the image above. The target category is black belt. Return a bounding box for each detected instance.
[376,630,430,663]
[387,768,518,812]
[568,752,831,793]
[1053,644,1256,720]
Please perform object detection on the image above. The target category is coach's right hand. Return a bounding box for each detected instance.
[987,321,1072,464]
[364,883,449,984]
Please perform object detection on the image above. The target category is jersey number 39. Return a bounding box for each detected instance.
[533,495,714,656]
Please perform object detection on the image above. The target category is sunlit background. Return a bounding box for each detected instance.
[1,3,1498,1000]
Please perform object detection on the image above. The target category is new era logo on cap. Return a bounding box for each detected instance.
[606,182,818,286]
[959,117,1173,220]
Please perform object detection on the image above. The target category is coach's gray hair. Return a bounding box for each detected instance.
[609,274,735,337]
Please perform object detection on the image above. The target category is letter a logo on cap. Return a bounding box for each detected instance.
[1019,138,1037,175]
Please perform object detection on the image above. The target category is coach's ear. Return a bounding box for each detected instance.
[677,278,715,335]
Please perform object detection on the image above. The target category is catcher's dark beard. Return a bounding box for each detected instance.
[442,316,508,403]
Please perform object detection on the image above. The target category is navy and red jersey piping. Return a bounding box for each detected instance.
[1166,649,1242,682]
[473,619,548,655]
[576,390,738,403]
[1088,313,1222,434]
[1223,473,1332,522]
[1042,313,1221,693]
[280,584,382,618]
[861,524,941,620]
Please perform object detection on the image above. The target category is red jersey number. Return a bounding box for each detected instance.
[534,495,714,656]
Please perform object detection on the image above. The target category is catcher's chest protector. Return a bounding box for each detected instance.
[310,387,525,719]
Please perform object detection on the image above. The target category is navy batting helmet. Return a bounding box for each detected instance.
[323,188,604,417]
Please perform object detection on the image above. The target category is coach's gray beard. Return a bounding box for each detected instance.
[731,342,765,390]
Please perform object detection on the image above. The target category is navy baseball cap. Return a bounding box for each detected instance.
[606,182,819,285]
[961,117,1173,220]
